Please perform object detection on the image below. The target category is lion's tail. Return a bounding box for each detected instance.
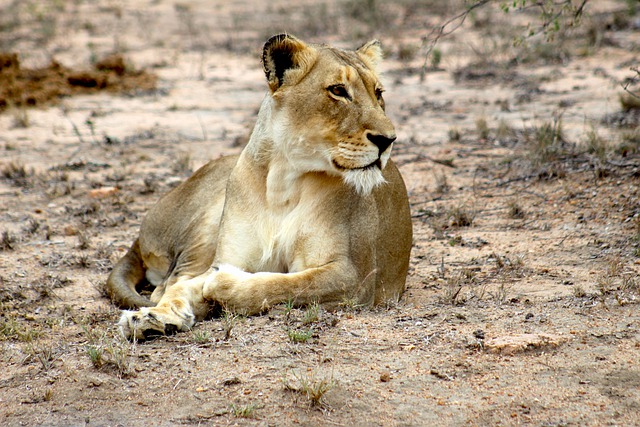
[105,239,156,309]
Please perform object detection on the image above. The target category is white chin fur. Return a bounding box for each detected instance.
[343,168,386,195]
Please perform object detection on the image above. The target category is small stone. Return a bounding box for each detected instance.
[87,377,103,387]
[222,376,241,386]
[64,225,79,236]
[89,186,118,198]
[380,370,391,382]
[485,333,568,355]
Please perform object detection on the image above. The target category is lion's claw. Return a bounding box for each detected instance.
[164,323,179,335]
[118,306,195,340]
[142,328,165,340]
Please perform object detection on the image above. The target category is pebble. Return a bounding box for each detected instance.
[89,186,118,198]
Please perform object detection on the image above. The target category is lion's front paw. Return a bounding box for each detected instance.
[118,306,195,341]
[203,264,268,314]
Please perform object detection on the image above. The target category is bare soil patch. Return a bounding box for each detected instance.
[1,1,639,426]
[0,52,156,112]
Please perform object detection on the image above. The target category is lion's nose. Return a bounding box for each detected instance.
[367,133,396,155]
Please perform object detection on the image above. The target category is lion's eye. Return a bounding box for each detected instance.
[375,88,384,101]
[328,85,351,100]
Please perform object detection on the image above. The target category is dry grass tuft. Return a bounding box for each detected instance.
[284,370,335,407]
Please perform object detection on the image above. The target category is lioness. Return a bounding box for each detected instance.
[108,34,412,340]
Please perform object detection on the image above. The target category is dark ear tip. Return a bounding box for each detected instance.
[261,33,306,91]
[265,33,291,45]
[262,33,298,59]
[262,34,288,68]
[358,39,381,50]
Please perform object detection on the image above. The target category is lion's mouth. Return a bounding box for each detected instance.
[333,158,381,171]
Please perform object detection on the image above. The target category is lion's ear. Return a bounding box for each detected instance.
[262,34,315,92]
[356,39,383,70]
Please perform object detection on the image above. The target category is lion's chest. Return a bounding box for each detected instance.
[218,157,342,273]
[255,174,336,273]
[255,207,306,272]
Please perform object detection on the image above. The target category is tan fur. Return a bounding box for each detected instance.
[107,34,413,340]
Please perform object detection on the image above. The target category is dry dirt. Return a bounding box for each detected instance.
[1,1,639,426]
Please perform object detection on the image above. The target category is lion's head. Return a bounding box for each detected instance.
[260,34,396,195]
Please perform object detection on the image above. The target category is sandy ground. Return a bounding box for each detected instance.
[1,1,639,426]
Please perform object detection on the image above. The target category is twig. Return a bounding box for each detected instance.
[197,114,207,141]
[420,0,590,82]
[420,0,490,82]
[65,115,85,144]
[622,66,640,100]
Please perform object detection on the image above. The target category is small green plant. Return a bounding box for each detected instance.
[448,235,463,247]
[27,342,59,372]
[0,319,40,342]
[1,161,34,187]
[633,219,640,257]
[302,302,320,325]
[104,336,133,378]
[506,199,526,219]
[621,274,638,292]
[287,328,313,343]
[585,127,606,160]
[192,329,211,344]
[434,170,449,194]
[496,119,514,142]
[597,275,614,297]
[572,285,587,298]
[448,204,475,227]
[430,47,442,69]
[339,297,362,312]
[492,253,526,277]
[221,309,239,340]
[345,0,382,27]
[85,344,104,368]
[285,370,335,407]
[230,403,257,418]
[605,256,623,277]
[283,298,295,319]
[617,128,640,156]
[84,326,134,377]
[77,232,91,250]
[172,152,192,174]
[528,117,567,168]
[448,127,461,142]
[83,327,108,368]
[75,254,92,269]
[11,105,30,128]
[398,43,417,62]
[23,218,40,235]
[490,280,513,305]
[475,117,490,140]
[441,268,478,305]
[1,230,17,251]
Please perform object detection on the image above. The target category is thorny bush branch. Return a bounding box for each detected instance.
[622,66,640,99]
[420,0,590,82]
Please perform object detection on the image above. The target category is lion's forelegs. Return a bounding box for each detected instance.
[118,275,209,340]
[202,263,362,314]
